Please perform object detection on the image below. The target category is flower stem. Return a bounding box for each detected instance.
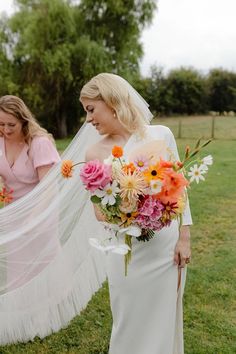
[72,161,86,167]
[124,234,132,276]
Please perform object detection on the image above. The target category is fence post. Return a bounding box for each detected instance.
[178,119,182,139]
[211,116,215,139]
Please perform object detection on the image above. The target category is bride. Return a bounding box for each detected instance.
[79,73,192,354]
[0,73,191,354]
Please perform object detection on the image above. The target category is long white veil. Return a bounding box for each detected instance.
[0,123,107,345]
[0,74,153,345]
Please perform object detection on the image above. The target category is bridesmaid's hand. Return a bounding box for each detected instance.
[174,225,191,268]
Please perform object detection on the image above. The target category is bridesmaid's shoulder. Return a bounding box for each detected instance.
[31,135,52,145]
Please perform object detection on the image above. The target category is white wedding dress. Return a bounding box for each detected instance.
[0,123,191,350]
[105,125,192,354]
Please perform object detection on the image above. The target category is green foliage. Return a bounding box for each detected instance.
[137,65,236,116]
[0,0,157,137]
[137,66,208,115]
[90,195,101,204]
[1,130,235,353]
[207,68,236,112]
[164,67,207,114]
[77,0,156,79]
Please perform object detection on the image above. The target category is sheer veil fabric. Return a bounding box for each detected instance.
[0,76,155,345]
[0,123,108,345]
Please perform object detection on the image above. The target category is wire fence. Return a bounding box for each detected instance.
[152,115,236,140]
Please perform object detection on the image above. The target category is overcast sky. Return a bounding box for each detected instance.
[1,0,236,76]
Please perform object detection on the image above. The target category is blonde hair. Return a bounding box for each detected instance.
[80,73,148,137]
[0,95,54,143]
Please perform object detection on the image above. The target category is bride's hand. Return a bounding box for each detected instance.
[174,225,191,268]
[93,204,106,222]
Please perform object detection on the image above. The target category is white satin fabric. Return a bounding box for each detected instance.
[106,125,192,354]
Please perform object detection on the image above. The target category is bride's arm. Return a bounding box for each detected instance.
[166,128,192,267]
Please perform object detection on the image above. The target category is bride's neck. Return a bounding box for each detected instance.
[107,131,131,145]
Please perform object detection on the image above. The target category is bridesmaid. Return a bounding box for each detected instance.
[0,95,60,201]
[0,95,61,289]
[79,73,192,354]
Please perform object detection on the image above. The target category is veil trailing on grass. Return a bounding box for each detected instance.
[0,123,107,345]
[0,75,153,345]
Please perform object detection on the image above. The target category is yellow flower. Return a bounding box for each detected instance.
[120,211,139,226]
[118,170,148,201]
[143,162,164,183]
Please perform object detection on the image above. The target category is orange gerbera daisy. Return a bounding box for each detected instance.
[112,146,123,158]
[143,162,165,182]
[61,160,74,178]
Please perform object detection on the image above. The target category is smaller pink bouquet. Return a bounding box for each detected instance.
[0,176,13,207]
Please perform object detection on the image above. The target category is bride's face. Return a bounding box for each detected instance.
[81,98,124,135]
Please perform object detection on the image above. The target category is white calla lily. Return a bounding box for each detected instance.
[89,238,114,253]
[119,225,142,237]
[111,244,131,255]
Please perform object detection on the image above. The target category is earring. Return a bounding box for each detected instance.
[113,111,117,118]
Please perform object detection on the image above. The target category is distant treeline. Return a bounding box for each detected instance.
[0,0,235,137]
[135,67,236,117]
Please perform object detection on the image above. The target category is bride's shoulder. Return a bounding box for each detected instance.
[146,124,173,138]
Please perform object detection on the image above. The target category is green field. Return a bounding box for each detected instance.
[1,117,235,354]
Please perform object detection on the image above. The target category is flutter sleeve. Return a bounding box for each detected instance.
[166,128,193,226]
[30,136,61,169]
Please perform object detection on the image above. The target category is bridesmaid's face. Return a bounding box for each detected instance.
[0,110,23,141]
[81,98,123,136]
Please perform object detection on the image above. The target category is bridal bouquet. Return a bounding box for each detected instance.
[61,139,213,275]
[0,176,13,208]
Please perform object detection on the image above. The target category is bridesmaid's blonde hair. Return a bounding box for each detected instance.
[0,95,54,143]
[80,73,148,137]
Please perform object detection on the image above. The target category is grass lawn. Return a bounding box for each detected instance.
[1,117,235,353]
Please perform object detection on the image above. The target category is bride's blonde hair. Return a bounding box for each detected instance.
[0,95,54,143]
[80,73,149,137]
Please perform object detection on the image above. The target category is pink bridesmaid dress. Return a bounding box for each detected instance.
[0,136,61,290]
[0,136,60,201]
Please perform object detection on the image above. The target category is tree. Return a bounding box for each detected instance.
[0,0,157,137]
[0,16,19,96]
[137,66,208,116]
[207,68,236,113]
[164,68,207,115]
[76,0,157,81]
